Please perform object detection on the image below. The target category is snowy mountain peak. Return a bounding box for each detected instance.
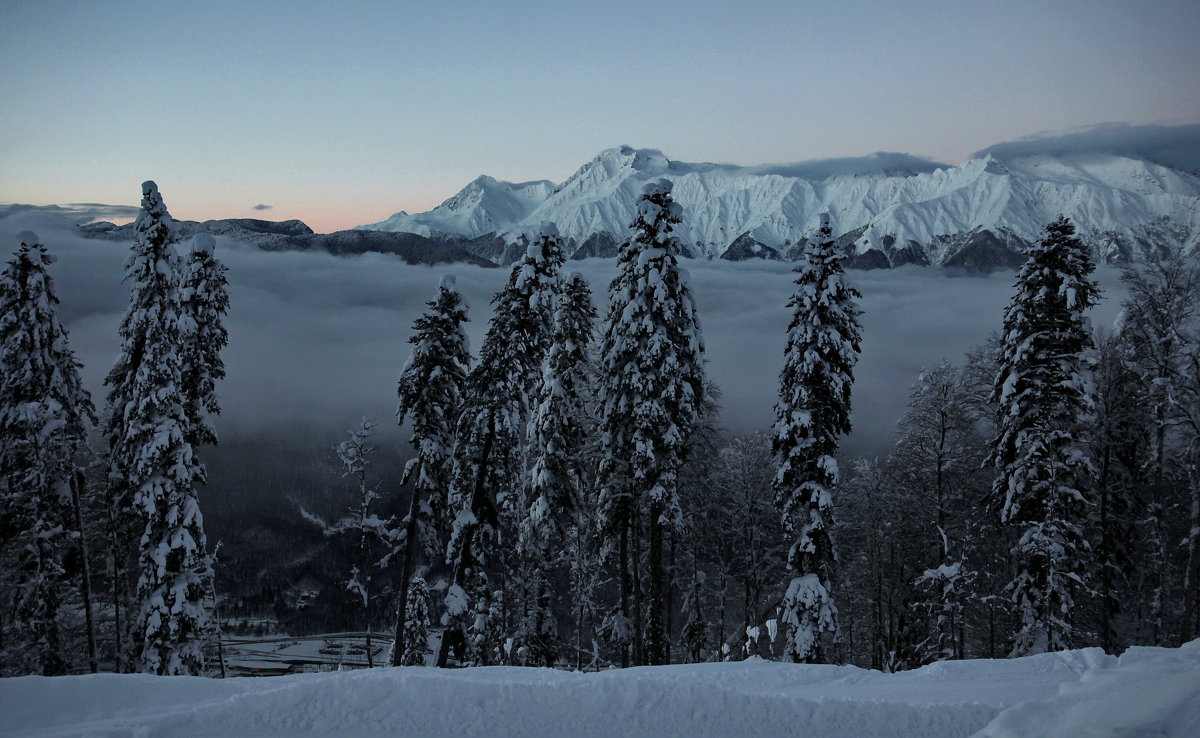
[980,155,1010,175]
[360,174,554,238]
[359,127,1200,267]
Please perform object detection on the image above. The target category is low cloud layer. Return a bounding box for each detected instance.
[744,152,950,179]
[976,122,1200,173]
[0,202,141,225]
[252,204,273,211]
[0,208,1127,457]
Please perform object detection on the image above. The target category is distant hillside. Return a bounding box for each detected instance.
[79,218,498,268]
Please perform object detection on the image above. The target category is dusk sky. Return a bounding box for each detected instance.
[2,0,1198,233]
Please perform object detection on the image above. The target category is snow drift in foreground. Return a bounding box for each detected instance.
[3,640,1197,737]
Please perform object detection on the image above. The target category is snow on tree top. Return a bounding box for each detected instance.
[190,233,215,253]
[142,181,159,196]
[536,221,559,237]
[439,274,458,290]
[16,231,40,246]
[642,178,674,197]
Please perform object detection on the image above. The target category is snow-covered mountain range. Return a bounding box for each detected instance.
[359,127,1200,270]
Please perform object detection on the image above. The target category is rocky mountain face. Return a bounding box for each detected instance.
[358,134,1200,271]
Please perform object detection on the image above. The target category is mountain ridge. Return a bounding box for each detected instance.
[359,126,1200,269]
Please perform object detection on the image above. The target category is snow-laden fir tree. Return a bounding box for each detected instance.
[990,216,1099,656]
[390,275,470,666]
[178,233,229,450]
[440,231,563,666]
[399,577,431,666]
[104,181,211,675]
[773,213,862,664]
[0,232,96,676]
[598,179,706,666]
[177,233,228,663]
[524,271,596,553]
[519,271,596,664]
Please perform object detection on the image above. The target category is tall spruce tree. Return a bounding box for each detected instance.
[520,270,596,665]
[441,232,563,666]
[0,232,96,676]
[104,181,211,675]
[990,216,1098,656]
[178,233,229,450]
[525,271,596,550]
[598,179,706,666]
[391,275,470,666]
[177,233,228,662]
[773,213,862,664]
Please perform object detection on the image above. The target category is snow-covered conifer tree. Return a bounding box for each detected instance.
[177,233,229,662]
[773,213,862,663]
[104,182,211,675]
[391,275,470,666]
[518,271,596,665]
[990,216,1099,656]
[399,577,431,666]
[178,233,229,450]
[598,179,706,666]
[0,232,95,675]
[525,271,596,550]
[440,231,563,666]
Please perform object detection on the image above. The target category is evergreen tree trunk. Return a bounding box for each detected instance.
[391,488,422,667]
[646,502,665,665]
[632,515,644,665]
[71,471,98,673]
[105,495,128,672]
[1098,445,1116,654]
[665,534,676,665]
[618,517,631,668]
[440,410,496,668]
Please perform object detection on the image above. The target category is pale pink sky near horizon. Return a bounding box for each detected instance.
[2,0,1198,233]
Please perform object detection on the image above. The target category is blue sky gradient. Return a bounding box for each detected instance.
[2,0,1197,232]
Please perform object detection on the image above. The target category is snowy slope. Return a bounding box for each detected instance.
[3,641,1198,737]
[359,138,1200,266]
[367,176,556,238]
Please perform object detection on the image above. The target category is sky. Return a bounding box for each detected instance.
[1,0,1198,233]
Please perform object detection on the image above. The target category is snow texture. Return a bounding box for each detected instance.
[2,640,1197,737]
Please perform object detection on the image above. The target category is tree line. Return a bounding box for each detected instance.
[3,177,1199,677]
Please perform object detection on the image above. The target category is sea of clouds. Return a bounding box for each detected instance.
[0,206,1127,457]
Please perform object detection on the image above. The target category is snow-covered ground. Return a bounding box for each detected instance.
[3,640,1197,737]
